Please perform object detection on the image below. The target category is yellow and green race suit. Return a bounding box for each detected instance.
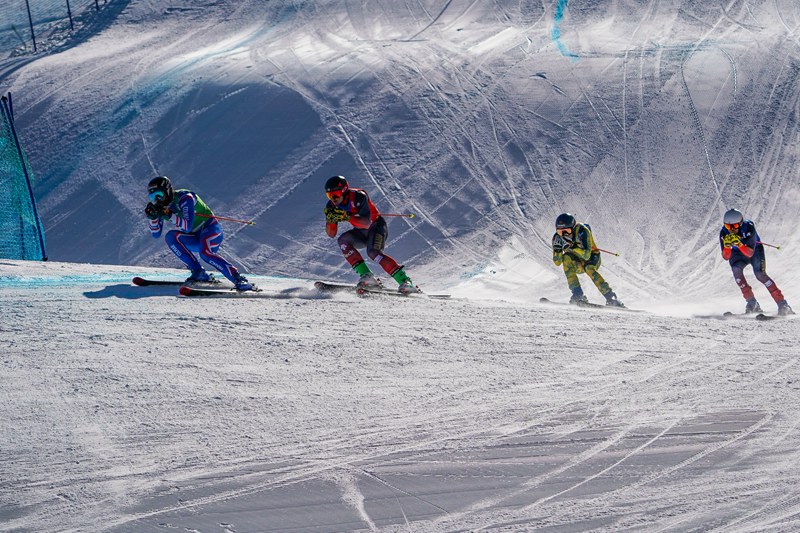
[552,223,612,296]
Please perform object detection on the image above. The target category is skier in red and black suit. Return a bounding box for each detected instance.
[720,208,793,315]
[323,176,417,294]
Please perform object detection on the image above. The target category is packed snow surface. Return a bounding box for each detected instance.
[2,0,800,531]
[2,260,799,532]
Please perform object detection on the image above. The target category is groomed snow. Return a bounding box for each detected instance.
[1,259,799,532]
[2,0,800,531]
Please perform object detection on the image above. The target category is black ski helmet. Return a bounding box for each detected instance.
[723,208,743,226]
[148,176,173,204]
[555,213,577,230]
[325,175,348,193]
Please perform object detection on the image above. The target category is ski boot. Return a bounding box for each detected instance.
[745,298,762,314]
[353,261,382,290]
[392,266,420,295]
[569,288,589,306]
[604,291,625,308]
[185,268,214,284]
[397,280,420,295]
[234,275,255,292]
[357,272,382,289]
[778,300,795,316]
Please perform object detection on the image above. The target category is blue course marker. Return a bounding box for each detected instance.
[552,0,580,61]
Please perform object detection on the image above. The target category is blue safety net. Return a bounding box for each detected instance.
[0,95,46,261]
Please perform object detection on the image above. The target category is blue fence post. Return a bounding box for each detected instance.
[66,0,75,31]
[24,0,37,52]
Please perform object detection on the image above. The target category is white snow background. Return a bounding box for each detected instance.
[1,1,800,531]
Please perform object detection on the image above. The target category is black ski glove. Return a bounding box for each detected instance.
[552,234,572,252]
[145,202,161,220]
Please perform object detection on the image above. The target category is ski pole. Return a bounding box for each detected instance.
[382,213,415,219]
[196,213,256,226]
[758,241,781,250]
[593,247,620,256]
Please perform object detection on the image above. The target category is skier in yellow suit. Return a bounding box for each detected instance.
[551,213,624,307]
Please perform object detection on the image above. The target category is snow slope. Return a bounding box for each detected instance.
[2,1,800,531]
[2,259,800,533]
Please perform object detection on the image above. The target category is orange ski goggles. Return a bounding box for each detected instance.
[326,190,345,201]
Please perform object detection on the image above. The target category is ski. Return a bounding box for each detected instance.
[755,313,789,321]
[133,276,184,286]
[539,297,640,312]
[693,313,737,320]
[314,281,356,293]
[133,276,221,287]
[357,287,451,300]
[179,286,265,298]
[539,297,605,309]
[314,281,451,299]
[694,312,763,320]
[695,311,794,321]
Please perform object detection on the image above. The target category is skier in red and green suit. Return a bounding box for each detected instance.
[551,213,624,307]
[323,175,417,294]
[719,208,793,315]
[145,176,254,291]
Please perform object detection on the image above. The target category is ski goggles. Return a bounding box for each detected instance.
[326,190,345,201]
[556,228,572,236]
[149,190,166,203]
[724,223,740,231]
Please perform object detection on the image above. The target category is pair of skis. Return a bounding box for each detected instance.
[131,277,451,299]
[538,297,641,313]
[313,281,451,299]
[695,311,788,321]
[132,276,266,297]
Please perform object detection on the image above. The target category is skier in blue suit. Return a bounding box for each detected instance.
[719,208,792,315]
[145,176,254,290]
